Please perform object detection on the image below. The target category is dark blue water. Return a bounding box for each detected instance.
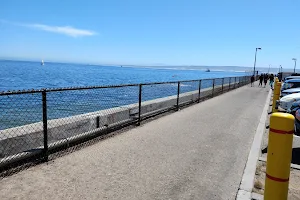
[0,60,248,130]
[0,60,247,91]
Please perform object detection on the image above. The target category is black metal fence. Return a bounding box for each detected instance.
[0,76,251,172]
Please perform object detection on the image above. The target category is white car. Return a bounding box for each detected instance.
[281,79,300,92]
[284,76,300,82]
[280,88,300,98]
[277,93,300,111]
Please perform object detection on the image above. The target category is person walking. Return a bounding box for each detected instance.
[258,74,264,87]
[269,74,274,89]
[251,75,255,87]
[263,74,268,88]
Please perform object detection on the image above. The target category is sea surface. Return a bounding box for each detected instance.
[0,60,249,91]
[0,60,250,130]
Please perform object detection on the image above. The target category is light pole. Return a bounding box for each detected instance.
[253,47,262,76]
[279,65,282,73]
[292,58,297,73]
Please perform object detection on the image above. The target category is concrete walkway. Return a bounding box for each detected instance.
[0,85,270,200]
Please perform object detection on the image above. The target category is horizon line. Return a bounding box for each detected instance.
[0,58,262,69]
[0,58,294,70]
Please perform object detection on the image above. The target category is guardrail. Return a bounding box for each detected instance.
[0,76,251,173]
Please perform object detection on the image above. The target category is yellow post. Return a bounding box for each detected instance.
[264,113,294,200]
[272,81,281,113]
[274,78,278,90]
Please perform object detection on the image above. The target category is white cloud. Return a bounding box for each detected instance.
[0,19,96,37]
[27,24,96,37]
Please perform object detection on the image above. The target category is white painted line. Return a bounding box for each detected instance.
[252,192,263,200]
[236,89,272,200]
[236,190,251,200]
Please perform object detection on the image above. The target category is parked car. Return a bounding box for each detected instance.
[288,101,300,136]
[280,88,300,98]
[276,93,300,111]
[281,79,300,92]
[283,76,300,82]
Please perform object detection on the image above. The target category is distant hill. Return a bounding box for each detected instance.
[124,65,296,74]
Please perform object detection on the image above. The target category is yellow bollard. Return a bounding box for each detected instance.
[275,78,278,89]
[272,82,281,113]
[264,113,294,200]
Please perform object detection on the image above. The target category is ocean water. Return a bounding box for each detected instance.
[0,60,249,129]
[0,60,248,91]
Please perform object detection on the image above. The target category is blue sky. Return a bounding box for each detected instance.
[0,0,299,68]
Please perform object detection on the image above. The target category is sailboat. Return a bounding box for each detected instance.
[41,59,44,66]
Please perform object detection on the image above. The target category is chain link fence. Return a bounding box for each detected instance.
[0,76,251,173]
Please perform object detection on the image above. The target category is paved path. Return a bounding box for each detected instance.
[0,85,270,200]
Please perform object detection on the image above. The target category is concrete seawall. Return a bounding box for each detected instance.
[0,82,242,160]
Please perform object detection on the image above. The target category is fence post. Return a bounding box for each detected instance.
[137,84,142,125]
[233,77,235,89]
[96,116,100,128]
[177,82,180,111]
[198,80,202,103]
[234,77,237,88]
[221,78,224,92]
[264,113,294,200]
[212,79,215,97]
[42,90,48,162]
[228,77,231,90]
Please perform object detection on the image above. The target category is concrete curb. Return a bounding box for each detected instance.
[236,89,272,200]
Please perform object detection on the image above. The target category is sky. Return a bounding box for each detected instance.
[0,0,299,68]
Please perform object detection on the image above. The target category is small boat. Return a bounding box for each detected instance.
[205,68,210,72]
[41,59,44,66]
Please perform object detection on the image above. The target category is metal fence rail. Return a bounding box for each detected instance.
[0,76,251,172]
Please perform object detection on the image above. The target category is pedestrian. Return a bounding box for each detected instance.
[251,75,255,87]
[269,74,274,89]
[263,74,268,87]
[259,74,263,87]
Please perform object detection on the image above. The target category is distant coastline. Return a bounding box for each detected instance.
[0,58,295,74]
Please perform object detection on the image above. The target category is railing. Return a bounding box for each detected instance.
[0,76,251,172]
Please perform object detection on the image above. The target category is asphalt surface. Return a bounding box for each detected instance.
[0,84,269,200]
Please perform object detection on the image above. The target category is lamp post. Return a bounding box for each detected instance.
[279,65,282,73]
[292,58,297,73]
[253,48,262,76]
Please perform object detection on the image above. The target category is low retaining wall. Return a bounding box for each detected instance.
[0,82,243,160]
